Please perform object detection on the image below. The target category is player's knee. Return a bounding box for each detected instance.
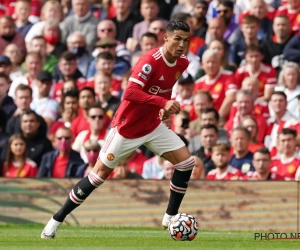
[92,159,114,180]
[174,156,195,171]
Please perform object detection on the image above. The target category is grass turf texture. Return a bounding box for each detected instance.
[0,225,300,250]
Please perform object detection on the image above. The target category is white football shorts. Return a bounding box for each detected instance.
[99,123,186,169]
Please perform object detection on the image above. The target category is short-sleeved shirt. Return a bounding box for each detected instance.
[111,47,189,138]
[30,97,59,121]
[229,151,255,174]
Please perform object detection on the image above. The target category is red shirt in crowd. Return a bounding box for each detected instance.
[52,155,69,178]
[270,154,300,180]
[194,70,238,111]
[112,47,189,138]
[3,159,37,178]
[242,171,283,180]
[206,166,243,180]
[128,151,148,175]
[54,78,87,102]
[239,9,275,24]
[275,5,300,32]
[234,64,277,97]
[229,99,270,119]
[5,0,41,20]
[189,36,205,55]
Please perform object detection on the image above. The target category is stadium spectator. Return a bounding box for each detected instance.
[72,104,107,162]
[142,155,165,179]
[37,126,83,178]
[224,89,268,142]
[239,0,274,40]
[14,0,33,37]
[42,20,67,59]
[62,0,98,53]
[112,159,144,179]
[270,128,300,180]
[172,110,190,145]
[49,90,79,142]
[0,15,26,54]
[125,149,148,175]
[3,44,23,81]
[234,44,277,101]
[25,0,64,46]
[189,108,229,153]
[192,124,218,176]
[206,143,243,180]
[229,15,261,68]
[53,52,86,99]
[75,140,101,178]
[112,0,140,43]
[8,52,42,100]
[216,0,239,44]
[93,73,120,118]
[30,71,59,128]
[243,148,282,180]
[261,15,292,74]
[67,32,92,77]
[5,84,47,137]
[28,36,58,74]
[275,62,300,117]
[2,134,37,177]
[139,32,158,53]
[194,49,237,119]
[61,80,79,94]
[241,116,265,153]
[196,17,228,61]
[132,0,159,41]
[275,0,300,32]
[171,0,195,17]
[70,87,96,138]
[148,19,167,47]
[190,155,204,179]
[229,126,255,174]
[265,91,297,156]
[191,0,208,39]
[0,55,12,77]
[161,160,175,180]
[0,109,8,160]
[188,91,214,131]
[0,72,16,118]
[174,73,194,113]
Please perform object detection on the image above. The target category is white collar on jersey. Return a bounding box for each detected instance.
[159,47,177,67]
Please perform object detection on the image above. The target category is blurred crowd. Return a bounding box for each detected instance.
[1,0,300,181]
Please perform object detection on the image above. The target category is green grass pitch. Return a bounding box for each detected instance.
[0,225,300,250]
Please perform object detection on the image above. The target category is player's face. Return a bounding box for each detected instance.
[236,94,253,116]
[231,131,249,152]
[284,67,298,90]
[252,152,270,174]
[10,138,26,157]
[212,150,230,169]
[270,95,287,113]
[164,30,190,58]
[200,128,218,149]
[278,134,296,155]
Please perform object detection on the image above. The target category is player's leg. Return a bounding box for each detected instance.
[144,123,194,228]
[41,127,141,239]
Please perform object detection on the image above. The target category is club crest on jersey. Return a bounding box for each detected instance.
[107,153,115,161]
[142,64,152,74]
[175,71,181,80]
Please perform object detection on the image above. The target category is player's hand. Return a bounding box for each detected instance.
[164,100,181,115]
[159,109,170,121]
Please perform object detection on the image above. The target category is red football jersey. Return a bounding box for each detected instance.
[235,64,277,97]
[275,5,300,32]
[229,98,269,119]
[270,154,300,180]
[242,171,283,180]
[206,165,243,180]
[54,78,87,102]
[112,47,189,138]
[4,159,37,178]
[86,74,122,98]
[194,70,237,111]
[239,9,275,24]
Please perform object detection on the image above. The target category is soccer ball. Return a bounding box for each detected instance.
[168,213,198,241]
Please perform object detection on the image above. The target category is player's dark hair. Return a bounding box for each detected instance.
[166,20,190,33]
[278,128,297,138]
[171,13,192,23]
[232,126,251,139]
[79,87,96,97]
[201,108,219,122]
[254,148,270,158]
[96,51,114,61]
[141,32,158,42]
[271,91,287,100]
[200,124,218,134]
